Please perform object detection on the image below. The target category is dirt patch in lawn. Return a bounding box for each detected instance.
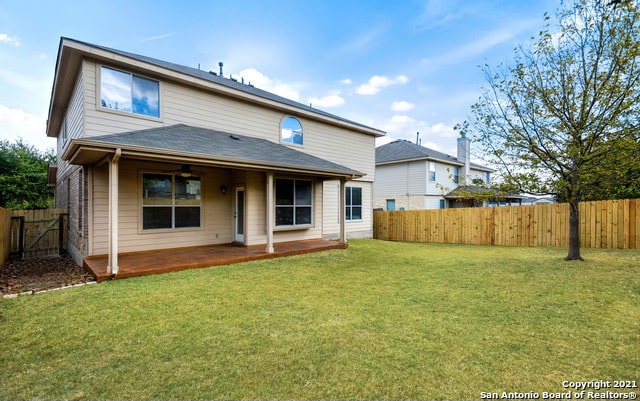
[1,255,96,296]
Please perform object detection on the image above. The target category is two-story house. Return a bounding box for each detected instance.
[373,135,495,210]
[46,38,384,275]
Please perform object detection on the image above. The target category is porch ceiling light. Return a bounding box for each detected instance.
[179,164,192,177]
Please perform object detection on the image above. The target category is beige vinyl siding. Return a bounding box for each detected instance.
[162,82,279,140]
[56,70,85,181]
[301,120,375,181]
[91,159,234,255]
[322,180,373,239]
[273,180,324,243]
[83,61,161,137]
[243,172,324,245]
[81,59,374,179]
[91,163,109,255]
[244,171,266,246]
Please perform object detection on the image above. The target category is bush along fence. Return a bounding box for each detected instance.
[373,198,639,249]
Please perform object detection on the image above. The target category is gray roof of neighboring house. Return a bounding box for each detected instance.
[375,139,492,171]
[444,185,523,200]
[82,124,363,177]
[63,37,383,135]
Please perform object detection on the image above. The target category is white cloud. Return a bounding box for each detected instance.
[422,20,540,69]
[356,75,409,95]
[333,24,388,58]
[391,101,415,112]
[308,94,345,108]
[237,68,300,101]
[0,34,21,46]
[340,78,352,85]
[0,104,54,151]
[140,33,174,42]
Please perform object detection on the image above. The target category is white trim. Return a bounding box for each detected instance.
[234,186,245,243]
[107,148,120,275]
[96,64,162,122]
[339,178,346,244]
[266,173,274,253]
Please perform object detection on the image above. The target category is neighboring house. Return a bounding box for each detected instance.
[46,37,384,274]
[374,135,496,210]
[520,196,556,205]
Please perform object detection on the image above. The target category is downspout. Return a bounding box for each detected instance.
[107,148,121,276]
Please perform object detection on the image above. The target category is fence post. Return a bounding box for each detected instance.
[58,213,64,255]
[17,216,24,259]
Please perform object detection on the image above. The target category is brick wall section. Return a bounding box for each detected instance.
[374,195,436,211]
[56,166,87,261]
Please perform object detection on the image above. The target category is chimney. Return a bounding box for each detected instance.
[457,133,471,183]
[218,61,224,77]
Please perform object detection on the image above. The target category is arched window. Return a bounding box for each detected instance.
[281,116,303,145]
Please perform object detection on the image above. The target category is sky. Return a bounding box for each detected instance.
[0,0,560,157]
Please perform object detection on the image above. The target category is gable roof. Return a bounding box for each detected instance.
[63,124,364,179]
[375,140,492,171]
[47,37,385,139]
[444,185,523,200]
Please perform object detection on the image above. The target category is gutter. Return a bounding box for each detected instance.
[64,140,365,179]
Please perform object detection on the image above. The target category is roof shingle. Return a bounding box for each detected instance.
[85,124,363,177]
[376,139,491,171]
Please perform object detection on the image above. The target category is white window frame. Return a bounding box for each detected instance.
[99,65,161,120]
[428,161,436,182]
[345,186,362,221]
[280,116,303,146]
[140,172,202,232]
[274,177,313,229]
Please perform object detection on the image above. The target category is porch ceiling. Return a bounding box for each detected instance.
[63,124,364,179]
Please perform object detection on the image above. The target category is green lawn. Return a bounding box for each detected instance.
[1,240,638,400]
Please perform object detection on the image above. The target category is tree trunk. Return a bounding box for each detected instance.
[566,199,583,261]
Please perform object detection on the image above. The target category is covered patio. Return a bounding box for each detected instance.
[84,239,347,282]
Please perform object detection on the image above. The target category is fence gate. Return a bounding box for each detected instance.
[9,209,68,259]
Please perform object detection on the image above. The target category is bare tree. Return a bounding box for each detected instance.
[461,0,640,260]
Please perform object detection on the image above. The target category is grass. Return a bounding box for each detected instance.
[1,239,638,400]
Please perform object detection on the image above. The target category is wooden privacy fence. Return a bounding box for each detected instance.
[373,198,640,249]
[8,209,68,259]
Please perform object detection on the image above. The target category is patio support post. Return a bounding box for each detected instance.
[107,148,121,275]
[339,178,347,244]
[266,172,274,253]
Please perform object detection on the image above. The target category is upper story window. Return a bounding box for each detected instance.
[453,166,459,184]
[485,172,491,184]
[61,116,67,145]
[428,161,436,182]
[281,116,303,145]
[100,66,160,118]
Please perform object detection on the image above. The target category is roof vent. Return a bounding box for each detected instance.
[218,61,224,76]
[229,134,240,140]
